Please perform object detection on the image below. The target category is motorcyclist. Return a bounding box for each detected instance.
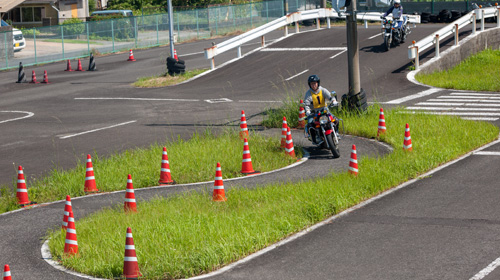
[303,74,338,144]
[381,0,408,42]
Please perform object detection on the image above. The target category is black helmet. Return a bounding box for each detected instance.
[308,75,320,89]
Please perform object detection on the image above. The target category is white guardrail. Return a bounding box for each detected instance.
[408,6,500,70]
[204,8,420,69]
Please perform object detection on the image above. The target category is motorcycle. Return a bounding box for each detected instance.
[381,16,410,51]
[304,103,343,158]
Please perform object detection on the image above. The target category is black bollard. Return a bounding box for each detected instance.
[88,53,97,71]
[16,62,26,83]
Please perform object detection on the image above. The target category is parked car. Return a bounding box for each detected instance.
[1,19,25,52]
[90,10,134,17]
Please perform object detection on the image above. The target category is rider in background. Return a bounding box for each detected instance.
[304,75,338,144]
[382,0,408,40]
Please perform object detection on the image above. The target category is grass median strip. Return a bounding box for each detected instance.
[0,129,301,214]
[46,105,499,279]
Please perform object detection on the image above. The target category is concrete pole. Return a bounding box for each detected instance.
[168,0,175,58]
[346,0,361,95]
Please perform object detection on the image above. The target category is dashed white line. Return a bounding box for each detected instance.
[75,97,200,102]
[330,49,347,59]
[261,47,347,51]
[59,120,137,139]
[0,111,34,124]
[285,69,309,81]
[385,88,442,104]
[238,100,283,103]
[368,33,381,40]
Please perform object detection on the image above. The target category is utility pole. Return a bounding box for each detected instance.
[168,0,175,58]
[346,0,361,95]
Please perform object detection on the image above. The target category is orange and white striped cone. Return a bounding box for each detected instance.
[241,138,260,175]
[65,59,74,71]
[174,49,178,61]
[377,108,386,137]
[280,117,288,148]
[239,110,249,140]
[403,123,413,151]
[41,70,50,84]
[127,49,136,61]
[84,154,99,194]
[64,211,78,256]
[76,58,85,71]
[285,127,296,158]
[123,227,141,279]
[124,174,137,212]
[3,264,12,280]
[158,147,175,185]
[16,166,36,207]
[213,162,227,202]
[62,195,73,230]
[298,100,306,129]
[348,145,359,176]
[29,70,39,84]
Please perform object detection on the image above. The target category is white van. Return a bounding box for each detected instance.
[1,19,25,52]
[90,10,134,17]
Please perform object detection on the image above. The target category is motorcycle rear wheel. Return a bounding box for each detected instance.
[326,133,340,158]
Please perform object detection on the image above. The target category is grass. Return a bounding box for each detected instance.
[0,129,301,214]
[415,48,500,92]
[133,69,208,88]
[43,39,104,45]
[46,104,499,279]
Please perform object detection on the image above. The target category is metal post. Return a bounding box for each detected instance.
[266,2,269,22]
[261,35,265,47]
[4,33,8,68]
[86,23,90,54]
[168,0,175,58]
[156,15,159,45]
[435,34,440,57]
[285,25,288,36]
[327,17,331,28]
[250,2,253,28]
[454,24,459,46]
[111,20,115,52]
[295,21,299,33]
[497,7,500,28]
[431,0,435,14]
[211,57,215,69]
[196,10,199,39]
[415,47,419,70]
[346,0,361,96]
[317,18,320,29]
[364,20,368,28]
[233,5,236,27]
[177,12,180,42]
[216,8,218,35]
[61,25,65,59]
[480,10,484,31]
[134,16,138,48]
[472,13,476,34]
[237,46,242,57]
[33,28,37,64]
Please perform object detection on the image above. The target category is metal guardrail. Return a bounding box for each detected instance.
[204,8,420,69]
[408,6,500,70]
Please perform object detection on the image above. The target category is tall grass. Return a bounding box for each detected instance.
[415,48,500,92]
[0,129,301,214]
[47,105,499,279]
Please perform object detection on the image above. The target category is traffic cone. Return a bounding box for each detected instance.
[377,108,386,137]
[84,154,99,194]
[124,174,137,212]
[241,138,260,175]
[239,110,249,140]
[123,227,141,279]
[62,195,72,230]
[298,100,306,129]
[64,211,78,256]
[41,70,50,84]
[127,49,136,61]
[88,53,97,71]
[158,147,175,185]
[3,264,12,280]
[16,166,36,207]
[16,62,26,83]
[403,123,413,151]
[76,58,85,71]
[213,162,227,202]
[65,59,74,71]
[280,117,288,148]
[29,70,39,84]
[174,49,178,61]
[348,145,359,176]
[285,127,296,158]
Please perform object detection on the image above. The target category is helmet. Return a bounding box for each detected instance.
[307,75,320,89]
[394,0,401,4]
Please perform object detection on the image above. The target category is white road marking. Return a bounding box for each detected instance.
[238,100,283,103]
[261,47,347,51]
[407,107,500,112]
[469,256,500,280]
[0,141,25,148]
[385,88,441,104]
[473,151,500,156]
[450,92,500,96]
[0,111,34,124]
[59,120,137,139]
[75,97,200,102]
[416,102,465,106]
[204,98,232,103]
[462,117,499,121]
[429,99,500,103]
[437,96,500,100]
[285,69,309,81]
[368,33,381,40]
[406,111,500,116]
[330,49,347,59]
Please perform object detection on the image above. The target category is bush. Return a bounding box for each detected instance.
[55,18,85,38]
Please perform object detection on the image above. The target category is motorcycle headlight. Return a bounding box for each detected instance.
[319,115,329,124]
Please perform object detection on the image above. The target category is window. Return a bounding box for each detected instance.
[11,7,43,23]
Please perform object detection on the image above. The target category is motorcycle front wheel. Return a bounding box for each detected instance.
[326,133,340,158]
[384,36,390,51]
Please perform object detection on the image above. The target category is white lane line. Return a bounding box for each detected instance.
[431,99,500,103]
[473,151,500,156]
[463,117,499,121]
[407,107,500,112]
[385,88,442,104]
[437,96,500,100]
[451,92,500,96]
[0,111,34,124]
[75,97,200,102]
[238,100,283,103]
[285,69,309,81]
[420,102,500,107]
[469,256,500,280]
[406,111,500,116]
[59,120,137,139]
[416,102,465,106]
[368,33,381,40]
[330,49,347,59]
[261,47,347,51]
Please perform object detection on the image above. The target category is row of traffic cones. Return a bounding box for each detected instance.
[16,68,51,84]
[65,55,96,72]
[376,108,413,151]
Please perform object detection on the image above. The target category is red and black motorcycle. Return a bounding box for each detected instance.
[304,104,342,158]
